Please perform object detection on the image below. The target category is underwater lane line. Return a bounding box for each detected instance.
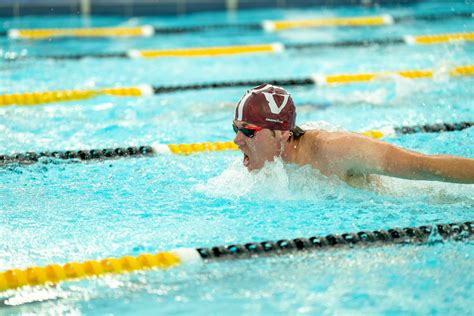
[0,221,472,293]
[0,122,471,166]
[1,65,473,107]
[5,11,472,39]
[4,32,473,61]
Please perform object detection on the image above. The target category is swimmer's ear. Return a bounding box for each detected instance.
[280,130,291,141]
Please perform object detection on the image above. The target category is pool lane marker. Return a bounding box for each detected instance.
[0,142,238,166]
[358,121,473,139]
[262,14,394,31]
[0,85,153,107]
[5,32,473,61]
[0,221,472,293]
[7,25,155,40]
[2,15,394,40]
[404,32,474,45]
[5,11,472,39]
[1,65,473,107]
[310,64,474,85]
[127,43,284,58]
[0,122,471,166]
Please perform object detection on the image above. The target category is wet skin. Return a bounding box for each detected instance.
[233,120,474,184]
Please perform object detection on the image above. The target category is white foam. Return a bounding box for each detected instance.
[195,159,289,199]
[349,89,389,106]
[300,120,345,132]
[3,287,68,306]
[375,176,474,204]
[195,157,345,201]
[318,73,429,106]
[92,102,114,111]
[390,73,434,104]
[196,147,474,205]
[431,63,453,83]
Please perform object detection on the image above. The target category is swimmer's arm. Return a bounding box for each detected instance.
[334,133,474,184]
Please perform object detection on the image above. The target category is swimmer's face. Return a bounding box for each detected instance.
[233,120,288,171]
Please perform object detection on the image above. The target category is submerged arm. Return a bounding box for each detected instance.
[331,133,474,184]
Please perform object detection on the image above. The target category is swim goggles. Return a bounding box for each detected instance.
[232,123,263,138]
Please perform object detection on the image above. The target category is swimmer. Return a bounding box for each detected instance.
[233,84,474,185]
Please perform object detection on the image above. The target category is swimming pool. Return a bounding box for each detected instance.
[1,0,473,314]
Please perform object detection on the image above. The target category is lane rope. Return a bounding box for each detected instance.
[1,122,471,166]
[1,65,473,107]
[404,32,474,45]
[0,142,237,166]
[262,14,394,31]
[0,85,153,107]
[5,12,471,39]
[5,32,473,61]
[311,65,474,85]
[0,221,471,292]
[7,25,155,39]
[128,43,284,58]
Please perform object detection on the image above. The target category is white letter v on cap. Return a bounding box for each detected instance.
[262,92,289,114]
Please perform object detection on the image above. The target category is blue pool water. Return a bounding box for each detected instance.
[1,0,473,314]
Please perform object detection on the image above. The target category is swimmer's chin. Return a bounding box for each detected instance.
[243,159,263,172]
[244,162,259,172]
[243,159,274,172]
[246,166,261,172]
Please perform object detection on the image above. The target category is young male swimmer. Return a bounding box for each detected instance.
[233,84,474,185]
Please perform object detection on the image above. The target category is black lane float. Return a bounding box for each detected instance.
[197,221,473,261]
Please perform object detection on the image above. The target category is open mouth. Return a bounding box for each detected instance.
[243,153,250,167]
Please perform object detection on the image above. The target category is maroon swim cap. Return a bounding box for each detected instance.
[234,84,296,130]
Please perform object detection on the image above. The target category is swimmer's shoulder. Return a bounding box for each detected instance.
[301,129,352,147]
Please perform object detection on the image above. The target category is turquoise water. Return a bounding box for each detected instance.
[1,0,474,314]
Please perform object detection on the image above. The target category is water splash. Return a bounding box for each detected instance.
[195,157,352,202]
[300,120,345,132]
[196,154,474,207]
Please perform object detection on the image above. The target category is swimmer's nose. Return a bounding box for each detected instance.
[233,130,245,146]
